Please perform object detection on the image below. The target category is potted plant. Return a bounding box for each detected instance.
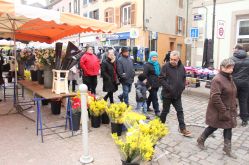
[36,48,55,88]
[69,95,81,131]
[112,119,169,164]
[89,99,107,128]
[106,103,132,136]
[124,112,146,129]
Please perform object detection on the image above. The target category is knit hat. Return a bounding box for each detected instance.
[121,47,129,53]
[149,51,158,59]
[138,73,147,81]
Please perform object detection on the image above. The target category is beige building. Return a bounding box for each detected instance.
[48,0,187,64]
[188,0,249,68]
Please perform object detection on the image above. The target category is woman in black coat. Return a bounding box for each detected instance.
[101,48,118,103]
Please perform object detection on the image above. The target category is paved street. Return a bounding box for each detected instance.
[0,75,248,165]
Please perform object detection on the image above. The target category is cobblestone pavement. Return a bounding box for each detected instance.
[0,75,248,165]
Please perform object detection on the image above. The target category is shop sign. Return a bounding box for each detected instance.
[130,28,139,38]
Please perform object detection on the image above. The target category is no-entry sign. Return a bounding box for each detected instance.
[217,20,225,39]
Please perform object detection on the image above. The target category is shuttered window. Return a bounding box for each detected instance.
[121,5,131,26]
[176,16,185,35]
[104,8,114,23]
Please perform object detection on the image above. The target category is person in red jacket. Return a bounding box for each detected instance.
[80,46,100,94]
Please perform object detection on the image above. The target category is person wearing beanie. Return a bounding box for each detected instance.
[143,51,161,116]
[117,47,135,105]
[135,73,150,119]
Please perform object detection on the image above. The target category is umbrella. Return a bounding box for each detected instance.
[0,0,115,104]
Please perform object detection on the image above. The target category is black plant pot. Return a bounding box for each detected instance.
[121,160,139,165]
[50,101,61,115]
[30,70,38,81]
[91,116,101,128]
[42,99,49,105]
[69,111,81,131]
[101,112,110,124]
[111,122,123,136]
[37,70,44,84]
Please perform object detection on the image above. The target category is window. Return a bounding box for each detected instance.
[121,5,131,26]
[93,9,99,20]
[105,8,114,23]
[179,0,183,8]
[236,19,249,51]
[83,12,88,17]
[73,0,80,14]
[83,0,87,6]
[176,16,185,35]
[69,2,71,12]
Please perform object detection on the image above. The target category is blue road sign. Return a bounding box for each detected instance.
[190,28,199,39]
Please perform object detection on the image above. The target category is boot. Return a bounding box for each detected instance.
[223,139,237,159]
[197,133,207,150]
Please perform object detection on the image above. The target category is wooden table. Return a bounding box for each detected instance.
[18,80,77,142]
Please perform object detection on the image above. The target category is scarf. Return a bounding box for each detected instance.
[148,51,160,76]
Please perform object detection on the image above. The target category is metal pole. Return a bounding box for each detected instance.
[79,84,93,164]
[211,0,216,67]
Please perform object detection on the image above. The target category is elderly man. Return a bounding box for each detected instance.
[159,51,191,137]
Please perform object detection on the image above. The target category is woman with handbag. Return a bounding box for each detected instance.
[101,48,119,103]
[197,58,237,159]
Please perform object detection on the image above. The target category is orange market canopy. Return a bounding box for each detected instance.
[0,0,115,44]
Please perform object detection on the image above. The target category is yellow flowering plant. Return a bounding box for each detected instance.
[124,112,146,128]
[106,102,132,124]
[112,127,154,163]
[89,99,108,117]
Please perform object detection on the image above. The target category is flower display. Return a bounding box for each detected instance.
[36,48,55,67]
[19,48,31,62]
[71,92,81,113]
[124,112,146,128]
[112,118,169,163]
[89,99,108,117]
[106,102,132,124]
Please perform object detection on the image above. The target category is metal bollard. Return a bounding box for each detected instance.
[79,84,94,164]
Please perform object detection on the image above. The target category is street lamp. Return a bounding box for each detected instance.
[210,0,216,68]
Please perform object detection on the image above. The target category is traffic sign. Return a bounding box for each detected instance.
[217,20,225,39]
[190,28,199,39]
[194,14,202,21]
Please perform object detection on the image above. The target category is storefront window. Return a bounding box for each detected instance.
[237,19,249,51]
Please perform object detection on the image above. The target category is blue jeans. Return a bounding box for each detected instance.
[120,83,132,104]
[136,101,147,114]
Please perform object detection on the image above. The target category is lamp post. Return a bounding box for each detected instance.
[210,0,216,68]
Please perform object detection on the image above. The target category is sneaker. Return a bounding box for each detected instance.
[180,128,192,137]
[242,121,248,127]
[118,95,123,102]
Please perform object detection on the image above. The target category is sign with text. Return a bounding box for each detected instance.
[190,27,199,39]
[194,14,202,21]
[217,20,225,39]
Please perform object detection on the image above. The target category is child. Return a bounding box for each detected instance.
[135,73,150,119]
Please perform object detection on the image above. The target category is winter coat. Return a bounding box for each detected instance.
[143,62,160,89]
[231,50,249,87]
[0,55,4,85]
[159,61,186,99]
[101,59,118,92]
[117,55,135,84]
[206,72,237,129]
[80,52,100,76]
[135,80,147,102]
